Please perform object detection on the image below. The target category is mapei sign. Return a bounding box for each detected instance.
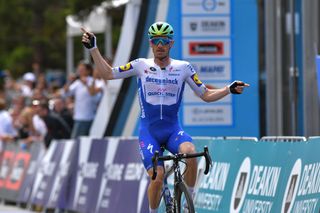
[191,61,231,81]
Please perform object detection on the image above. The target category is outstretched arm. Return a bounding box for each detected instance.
[81,28,114,81]
[201,81,250,103]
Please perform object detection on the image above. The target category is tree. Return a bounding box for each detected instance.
[0,0,110,78]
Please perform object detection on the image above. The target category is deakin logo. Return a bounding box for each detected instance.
[230,157,251,213]
[281,159,301,213]
[190,22,197,31]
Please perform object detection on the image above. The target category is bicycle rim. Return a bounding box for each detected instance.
[158,196,167,213]
[174,182,195,213]
[158,194,174,213]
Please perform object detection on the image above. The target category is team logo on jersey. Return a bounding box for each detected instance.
[191,73,203,87]
[119,63,133,72]
[149,67,156,72]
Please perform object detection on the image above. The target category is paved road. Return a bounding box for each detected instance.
[0,204,34,212]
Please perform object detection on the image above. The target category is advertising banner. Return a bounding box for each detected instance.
[94,138,149,213]
[0,142,45,202]
[17,142,46,203]
[30,140,76,208]
[66,137,149,213]
[66,137,108,212]
[193,138,320,213]
[170,0,260,137]
[46,140,77,209]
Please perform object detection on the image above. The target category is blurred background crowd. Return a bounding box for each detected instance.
[0,60,105,151]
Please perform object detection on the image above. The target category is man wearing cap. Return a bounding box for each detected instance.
[20,72,36,97]
[81,22,249,212]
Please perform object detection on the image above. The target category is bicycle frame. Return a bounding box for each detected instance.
[152,146,212,212]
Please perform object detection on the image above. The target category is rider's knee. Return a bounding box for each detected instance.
[148,166,164,185]
[179,142,196,154]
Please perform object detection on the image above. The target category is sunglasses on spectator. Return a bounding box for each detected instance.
[150,37,172,46]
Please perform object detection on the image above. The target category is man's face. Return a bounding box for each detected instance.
[77,64,89,77]
[150,36,174,60]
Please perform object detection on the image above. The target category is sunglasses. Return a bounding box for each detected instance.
[150,37,172,46]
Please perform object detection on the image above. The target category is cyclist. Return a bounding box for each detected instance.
[81,21,249,213]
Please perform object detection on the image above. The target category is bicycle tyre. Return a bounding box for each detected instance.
[174,182,195,213]
[158,195,174,213]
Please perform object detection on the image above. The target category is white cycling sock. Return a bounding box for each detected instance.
[149,207,158,213]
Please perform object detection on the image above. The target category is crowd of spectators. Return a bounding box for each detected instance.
[0,60,105,151]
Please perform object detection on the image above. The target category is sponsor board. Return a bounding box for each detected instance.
[192,60,231,81]
[182,0,230,15]
[193,139,320,213]
[94,138,149,213]
[183,16,230,37]
[66,137,108,212]
[183,39,230,59]
[183,105,232,125]
[0,142,45,202]
[30,140,75,208]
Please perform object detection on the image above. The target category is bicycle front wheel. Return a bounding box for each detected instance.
[174,182,195,213]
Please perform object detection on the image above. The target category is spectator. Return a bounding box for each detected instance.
[0,98,17,151]
[62,61,104,138]
[14,102,46,147]
[52,97,74,130]
[20,72,36,98]
[33,100,71,148]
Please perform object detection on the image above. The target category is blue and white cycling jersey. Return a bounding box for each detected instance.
[112,58,207,124]
[112,58,207,170]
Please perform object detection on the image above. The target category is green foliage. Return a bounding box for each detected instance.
[67,0,107,21]
[0,0,119,78]
[5,46,33,78]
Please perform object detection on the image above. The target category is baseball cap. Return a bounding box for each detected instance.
[23,72,36,82]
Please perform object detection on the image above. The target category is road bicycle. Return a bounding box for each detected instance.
[152,146,212,213]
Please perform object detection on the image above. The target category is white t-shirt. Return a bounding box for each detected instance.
[66,76,105,121]
[0,110,17,138]
[0,110,17,151]
[32,114,47,137]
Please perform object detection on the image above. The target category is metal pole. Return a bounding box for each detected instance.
[66,36,74,75]
[288,0,298,135]
[265,0,284,135]
[105,13,113,60]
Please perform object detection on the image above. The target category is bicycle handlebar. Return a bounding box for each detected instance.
[151,146,212,180]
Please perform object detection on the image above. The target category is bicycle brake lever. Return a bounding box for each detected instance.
[204,146,212,175]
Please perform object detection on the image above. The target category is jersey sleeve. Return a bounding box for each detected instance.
[184,63,207,97]
[112,59,141,79]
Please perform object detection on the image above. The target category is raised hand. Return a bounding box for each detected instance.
[81,27,97,50]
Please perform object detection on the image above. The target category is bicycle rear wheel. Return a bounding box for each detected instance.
[174,182,195,213]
